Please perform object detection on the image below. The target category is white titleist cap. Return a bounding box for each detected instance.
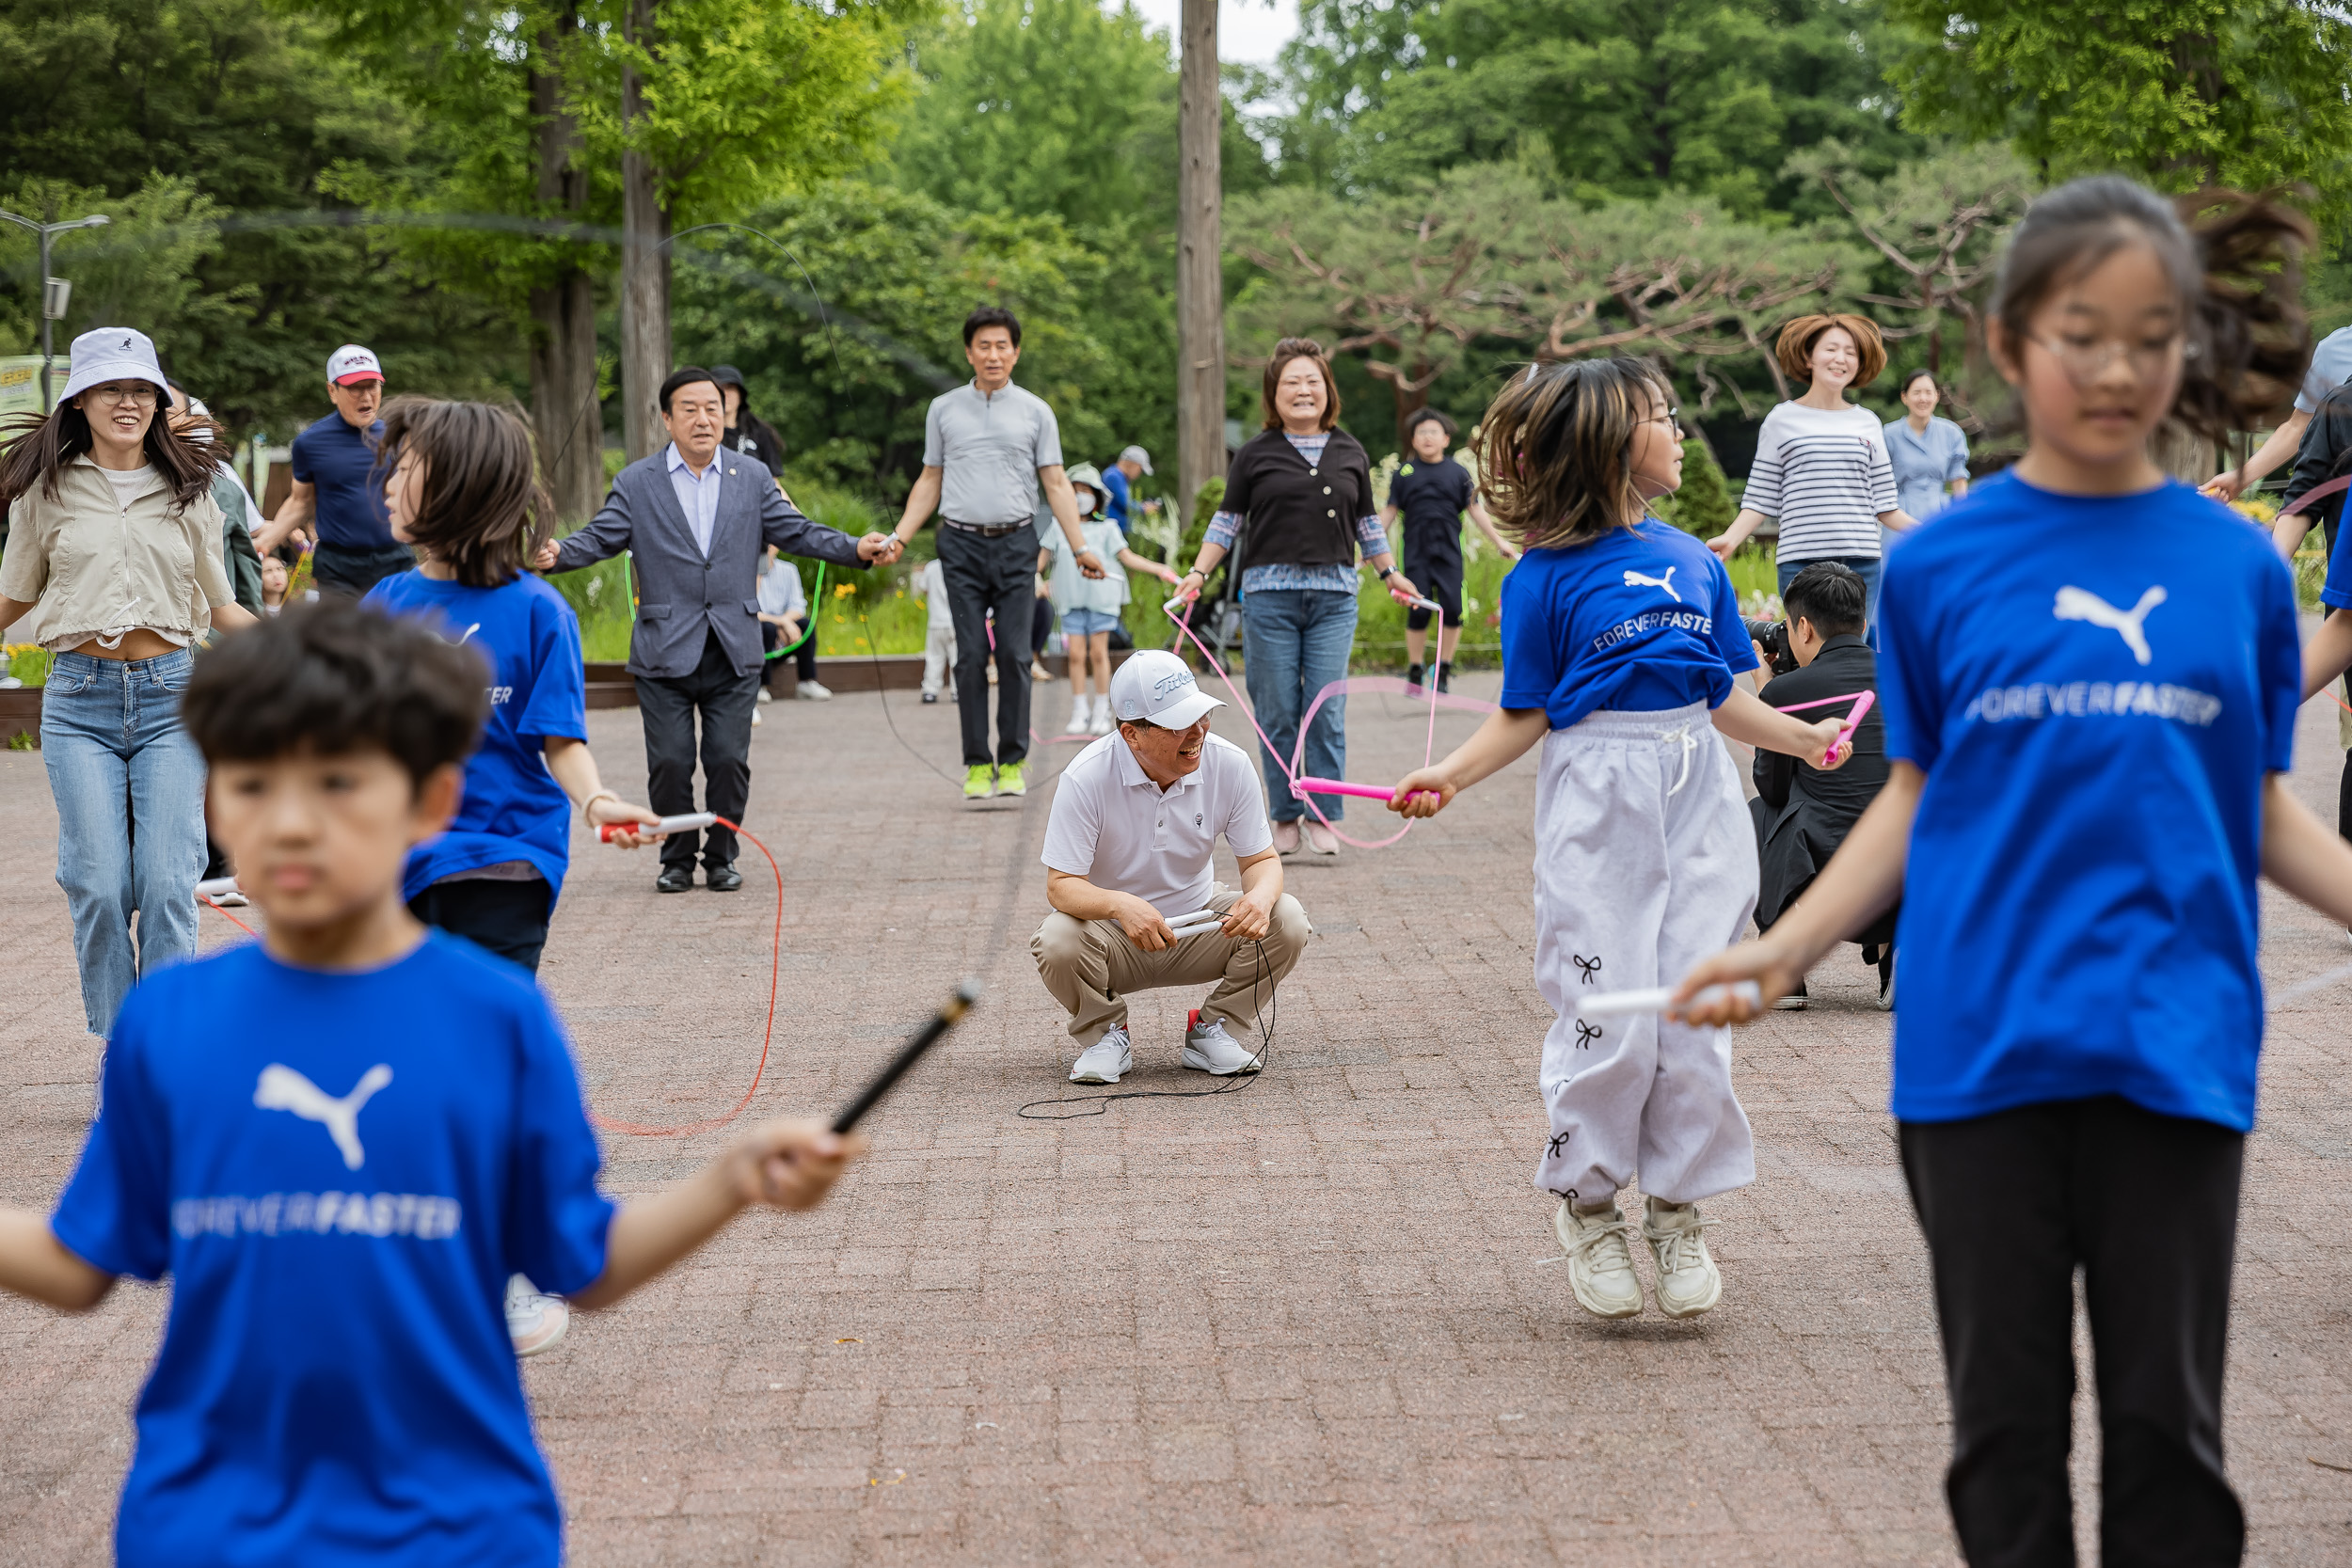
[326,344,384,385]
[1118,444,1152,475]
[1110,650,1221,731]
[59,327,167,404]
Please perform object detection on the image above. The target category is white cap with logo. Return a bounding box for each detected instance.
[1110,650,1221,730]
[59,327,168,404]
[1118,444,1152,475]
[326,344,385,386]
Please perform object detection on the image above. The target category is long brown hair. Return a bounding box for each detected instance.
[1260,338,1342,432]
[375,398,551,590]
[0,397,221,512]
[1473,358,1667,552]
[1989,176,2312,439]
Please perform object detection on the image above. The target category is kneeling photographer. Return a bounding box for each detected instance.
[1748,561,1896,1009]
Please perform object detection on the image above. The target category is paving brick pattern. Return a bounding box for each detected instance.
[2,666,2348,1564]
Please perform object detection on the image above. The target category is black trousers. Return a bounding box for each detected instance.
[936,524,1035,768]
[635,629,758,873]
[761,619,818,687]
[408,878,551,973]
[312,542,418,598]
[1899,1096,2246,1567]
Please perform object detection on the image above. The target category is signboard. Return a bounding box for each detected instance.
[0,356,63,420]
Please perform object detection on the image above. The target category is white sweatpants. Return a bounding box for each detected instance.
[1532,702,1759,1207]
[922,622,957,694]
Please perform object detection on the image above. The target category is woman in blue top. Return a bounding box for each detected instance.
[1383,358,1849,1324]
[1883,369,1971,531]
[1678,178,2351,1564]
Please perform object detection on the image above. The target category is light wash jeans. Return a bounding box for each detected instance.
[1241,587,1359,822]
[41,648,207,1036]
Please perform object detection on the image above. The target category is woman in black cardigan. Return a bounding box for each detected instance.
[1176,340,1418,855]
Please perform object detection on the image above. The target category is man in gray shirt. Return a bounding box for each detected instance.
[887,306,1104,802]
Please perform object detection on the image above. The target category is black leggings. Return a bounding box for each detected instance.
[1900,1096,2245,1567]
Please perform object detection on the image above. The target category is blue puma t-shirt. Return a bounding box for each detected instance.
[365,571,588,907]
[1498,516,1756,728]
[50,933,615,1567]
[1878,472,2301,1131]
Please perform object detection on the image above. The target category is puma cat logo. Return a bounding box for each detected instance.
[253,1064,393,1170]
[2053,585,2167,666]
[1623,567,1680,602]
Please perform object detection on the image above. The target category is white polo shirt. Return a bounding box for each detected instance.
[1040,732,1275,917]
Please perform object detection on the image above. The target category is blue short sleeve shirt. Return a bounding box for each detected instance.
[1883,416,1971,521]
[288,414,396,552]
[366,572,589,907]
[1877,473,2301,1132]
[50,935,615,1566]
[1498,518,1757,728]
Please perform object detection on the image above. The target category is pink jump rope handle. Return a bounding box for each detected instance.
[601,811,717,843]
[1832,689,1874,757]
[1292,777,1442,804]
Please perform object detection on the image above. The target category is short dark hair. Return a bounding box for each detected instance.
[1406,407,1456,441]
[962,306,1023,348]
[1260,338,1342,433]
[659,366,723,413]
[375,397,549,590]
[1782,561,1867,640]
[182,602,490,789]
[1898,368,1938,397]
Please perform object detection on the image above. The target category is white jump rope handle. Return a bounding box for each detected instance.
[1577,980,1761,1018]
[600,811,717,842]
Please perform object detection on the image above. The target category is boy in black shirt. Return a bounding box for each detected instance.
[1380,409,1518,691]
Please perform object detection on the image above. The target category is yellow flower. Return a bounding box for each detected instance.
[833,582,856,599]
[2231,497,2278,525]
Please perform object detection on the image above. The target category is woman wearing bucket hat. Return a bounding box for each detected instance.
[0,326,259,1037]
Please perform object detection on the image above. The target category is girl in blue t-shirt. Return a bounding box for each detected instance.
[1387,358,1850,1324]
[1677,178,2352,1562]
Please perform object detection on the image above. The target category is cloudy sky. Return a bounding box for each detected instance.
[1126,0,1300,66]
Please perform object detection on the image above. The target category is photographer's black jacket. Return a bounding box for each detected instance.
[1752,634,1892,930]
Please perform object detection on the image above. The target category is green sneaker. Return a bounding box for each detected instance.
[963,763,995,800]
[996,760,1028,797]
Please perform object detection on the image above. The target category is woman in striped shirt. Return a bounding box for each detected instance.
[1710,315,1919,641]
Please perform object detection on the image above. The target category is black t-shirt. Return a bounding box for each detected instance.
[1390,458,1474,569]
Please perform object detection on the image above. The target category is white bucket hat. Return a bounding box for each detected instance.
[1118,444,1153,475]
[59,327,167,404]
[1110,649,1222,730]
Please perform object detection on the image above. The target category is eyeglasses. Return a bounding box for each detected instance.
[2027,332,2192,386]
[1643,405,1683,433]
[86,385,159,407]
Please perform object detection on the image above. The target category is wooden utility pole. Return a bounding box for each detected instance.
[1174,0,1225,531]
[619,0,671,463]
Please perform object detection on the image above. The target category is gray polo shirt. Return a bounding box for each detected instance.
[923,380,1064,526]
[2296,324,2352,413]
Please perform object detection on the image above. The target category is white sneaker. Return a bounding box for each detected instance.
[1302,821,1340,855]
[1180,1016,1262,1075]
[1271,820,1302,856]
[1553,1200,1644,1320]
[1642,1197,1723,1319]
[209,890,249,908]
[797,680,833,702]
[756,687,773,705]
[1087,705,1113,736]
[1069,704,1091,736]
[505,1274,570,1356]
[1069,1025,1133,1083]
[751,707,762,726]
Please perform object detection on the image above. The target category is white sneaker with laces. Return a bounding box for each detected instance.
[1642,1196,1723,1319]
[1180,1015,1262,1075]
[1088,697,1113,736]
[1553,1200,1645,1320]
[1069,1025,1133,1083]
[1302,821,1340,855]
[505,1273,570,1356]
[797,680,833,702]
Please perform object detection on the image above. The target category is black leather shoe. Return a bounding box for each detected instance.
[705,864,744,893]
[656,867,694,894]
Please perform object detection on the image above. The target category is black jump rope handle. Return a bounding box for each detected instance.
[831,980,981,1134]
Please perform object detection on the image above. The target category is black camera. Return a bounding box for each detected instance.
[1746,618,1795,678]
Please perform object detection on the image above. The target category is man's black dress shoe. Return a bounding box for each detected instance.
[705,863,744,893]
[656,867,695,894]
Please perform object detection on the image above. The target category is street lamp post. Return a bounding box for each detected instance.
[0,210,111,411]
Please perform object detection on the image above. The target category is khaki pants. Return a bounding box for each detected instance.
[1030,883,1311,1047]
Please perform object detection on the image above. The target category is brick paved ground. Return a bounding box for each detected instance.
[2,666,2349,1565]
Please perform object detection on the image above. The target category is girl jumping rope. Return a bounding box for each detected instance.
[1386,358,1849,1322]
[1676,179,2350,1563]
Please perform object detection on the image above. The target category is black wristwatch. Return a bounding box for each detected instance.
[1377,567,1394,581]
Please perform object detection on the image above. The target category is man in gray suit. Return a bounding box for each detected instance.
[536,367,895,892]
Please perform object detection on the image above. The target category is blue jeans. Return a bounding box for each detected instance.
[41,649,208,1035]
[1779,554,1883,650]
[1242,588,1358,822]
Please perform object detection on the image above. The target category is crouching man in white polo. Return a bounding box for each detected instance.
[1033,651,1311,1083]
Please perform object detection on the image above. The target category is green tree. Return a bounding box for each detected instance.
[1882,0,2352,226]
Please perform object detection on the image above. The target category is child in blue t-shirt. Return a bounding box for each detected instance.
[364,398,661,978]
[1386,358,1849,1323]
[1676,178,2352,1560]
[0,603,866,1568]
